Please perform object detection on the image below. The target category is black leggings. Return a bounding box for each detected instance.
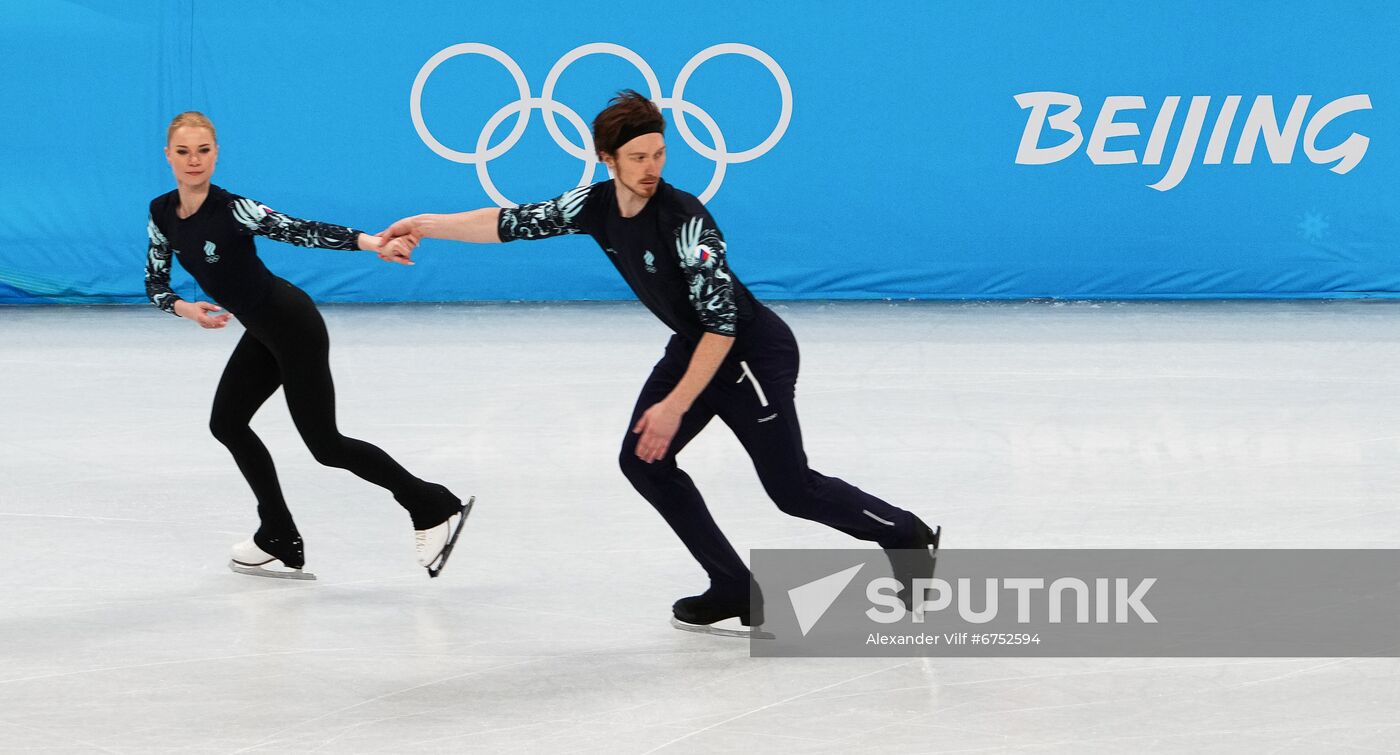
[619,309,919,593]
[208,278,456,538]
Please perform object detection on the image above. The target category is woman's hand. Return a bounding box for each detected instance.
[380,234,418,265]
[360,232,416,265]
[173,299,230,329]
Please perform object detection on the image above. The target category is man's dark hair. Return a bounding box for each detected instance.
[591,90,666,157]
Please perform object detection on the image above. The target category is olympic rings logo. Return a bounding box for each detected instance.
[409,42,793,207]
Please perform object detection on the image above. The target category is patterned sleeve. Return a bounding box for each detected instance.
[144,214,181,316]
[497,185,591,241]
[673,214,738,336]
[230,197,363,250]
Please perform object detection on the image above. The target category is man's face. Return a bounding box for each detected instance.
[604,132,666,200]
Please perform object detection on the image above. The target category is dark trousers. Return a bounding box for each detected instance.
[208,278,455,538]
[618,308,918,593]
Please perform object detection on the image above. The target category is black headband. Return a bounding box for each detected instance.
[610,122,665,153]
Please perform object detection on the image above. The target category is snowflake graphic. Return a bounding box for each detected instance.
[1297,211,1329,241]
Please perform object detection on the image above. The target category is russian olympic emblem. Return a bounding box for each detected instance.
[409,42,793,207]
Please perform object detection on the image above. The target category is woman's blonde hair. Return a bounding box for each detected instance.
[166,111,217,145]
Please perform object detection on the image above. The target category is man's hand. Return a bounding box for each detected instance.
[173,300,230,329]
[358,231,416,265]
[633,399,686,463]
[379,216,422,244]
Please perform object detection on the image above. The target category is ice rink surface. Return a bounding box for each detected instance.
[1,300,1397,753]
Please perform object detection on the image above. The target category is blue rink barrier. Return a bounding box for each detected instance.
[1,1,1396,304]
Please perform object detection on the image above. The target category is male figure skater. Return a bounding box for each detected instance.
[382,91,937,634]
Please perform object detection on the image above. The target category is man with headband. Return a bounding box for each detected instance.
[381,90,940,636]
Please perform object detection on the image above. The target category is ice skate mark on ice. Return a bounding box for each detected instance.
[229,656,543,753]
[640,662,911,754]
[0,648,358,687]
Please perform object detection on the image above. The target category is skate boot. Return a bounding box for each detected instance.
[229,533,316,580]
[671,582,770,638]
[883,517,941,611]
[412,489,474,579]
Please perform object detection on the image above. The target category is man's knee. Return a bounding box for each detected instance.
[619,442,681,485]
[763,473,822,517]
[618,444,648,480]
[769,489,809,516]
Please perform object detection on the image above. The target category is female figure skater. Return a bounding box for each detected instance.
[144,112,470,580]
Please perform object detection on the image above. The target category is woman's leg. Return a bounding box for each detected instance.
[249,281,461,530]
[209,329,297,541]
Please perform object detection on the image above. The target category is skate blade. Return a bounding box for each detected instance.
[426,496,475,579]
[930,525,941,579]
[229,560,317,581]
[670,616,774,640]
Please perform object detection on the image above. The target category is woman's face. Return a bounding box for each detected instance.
[165,126,218,189]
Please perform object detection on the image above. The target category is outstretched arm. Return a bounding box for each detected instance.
[382,208,505,245]
[231,197,371,251]
[379,186,593,263]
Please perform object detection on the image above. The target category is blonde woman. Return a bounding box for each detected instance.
[145,112,469,580]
